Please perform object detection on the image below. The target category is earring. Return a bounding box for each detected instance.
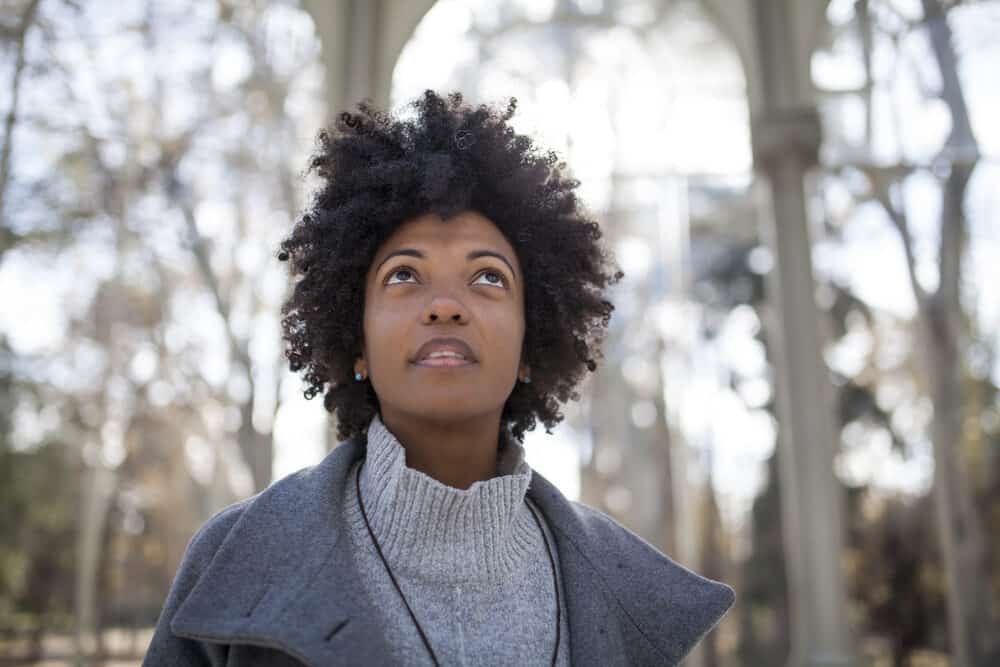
[521,376,531,384]
[355,372,364,382]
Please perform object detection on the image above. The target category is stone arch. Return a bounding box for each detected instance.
[303,0,832,124]
[302,0,437,117]
[700,0,831,112]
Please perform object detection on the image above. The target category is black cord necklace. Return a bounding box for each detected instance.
[355,459,561,667]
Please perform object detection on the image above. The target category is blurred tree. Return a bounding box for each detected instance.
[0,0,324,658]
[736,454,790,666]
[696,223,960,663]
[846,490,948,666]
[0,338,77,658]
[0,0,40,252]
[158,0,315,491]
[818,1,1000,662]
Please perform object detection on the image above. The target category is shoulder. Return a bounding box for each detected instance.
[530,476,734,663]
[571,500,734,656]
[176,460,321,572]
[181,499,253,571]
[568,498,734,606]
[145,441,364,664]
[143,499,251,665]
[177,443,359,574]
[166,496,255,604]
[586,501,732,629]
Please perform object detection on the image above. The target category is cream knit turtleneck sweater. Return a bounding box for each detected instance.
[342,413,571,666]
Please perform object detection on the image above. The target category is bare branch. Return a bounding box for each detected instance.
[175,186,250,374]
[920,0,980,317]
[856,0,874,150]
[935,163,972,331]
[0,0,42,253]
[922,0,979,161]
[862,164,931,312]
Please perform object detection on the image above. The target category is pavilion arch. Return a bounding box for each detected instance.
[301,0,437,116]
[301,2,852,665]
[300,0,831,125]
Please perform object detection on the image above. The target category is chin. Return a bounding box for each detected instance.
[413,404,484,421]
[401,399,499,423]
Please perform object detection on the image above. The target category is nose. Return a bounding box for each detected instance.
[421,294,469,324]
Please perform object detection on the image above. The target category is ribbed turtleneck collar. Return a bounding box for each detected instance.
[356,413,537,585]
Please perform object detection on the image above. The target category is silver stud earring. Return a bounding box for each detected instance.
[355,372,364,381]
[521,376,531,384]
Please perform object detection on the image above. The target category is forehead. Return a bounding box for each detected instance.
[374,210,518,261]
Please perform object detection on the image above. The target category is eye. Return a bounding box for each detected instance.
[385,267,419,285]
[473,269,507,288]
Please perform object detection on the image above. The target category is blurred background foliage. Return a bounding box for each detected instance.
[1,0,998,665]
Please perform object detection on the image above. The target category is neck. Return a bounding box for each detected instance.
[375,409,502,490]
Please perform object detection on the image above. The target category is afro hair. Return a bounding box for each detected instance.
[277,90,622,442]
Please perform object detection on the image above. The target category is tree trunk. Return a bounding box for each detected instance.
[238,402,274,493]
[923,163,996,667]
[74,464,116,666]
[916,1,997,663]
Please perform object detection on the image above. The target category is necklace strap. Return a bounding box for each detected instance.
[357,460,441,667]
[355,458,560,667]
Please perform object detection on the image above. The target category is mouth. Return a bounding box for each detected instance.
[413,351,477,368]
[412,337,478,367]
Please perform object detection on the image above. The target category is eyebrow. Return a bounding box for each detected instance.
[375,248,517,281]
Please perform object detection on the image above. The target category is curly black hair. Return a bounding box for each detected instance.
[277,90,622,442]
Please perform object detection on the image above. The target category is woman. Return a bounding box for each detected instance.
[145,90,734,666]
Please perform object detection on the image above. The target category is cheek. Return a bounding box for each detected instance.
[362,297,410,362]
[490,304,525,360]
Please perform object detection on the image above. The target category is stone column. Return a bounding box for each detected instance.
[752,107,854,667]
[749,2,856,665]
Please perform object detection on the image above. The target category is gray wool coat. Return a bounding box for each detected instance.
[143,437,735,666]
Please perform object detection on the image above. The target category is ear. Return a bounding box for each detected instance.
[354,357,366,377]
[518,361,530,382]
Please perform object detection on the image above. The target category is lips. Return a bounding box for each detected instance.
[413,337,477,365]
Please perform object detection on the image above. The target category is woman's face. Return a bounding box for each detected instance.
[358,210,528,425]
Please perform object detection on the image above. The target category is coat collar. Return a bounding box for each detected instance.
[171,438,733,666]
